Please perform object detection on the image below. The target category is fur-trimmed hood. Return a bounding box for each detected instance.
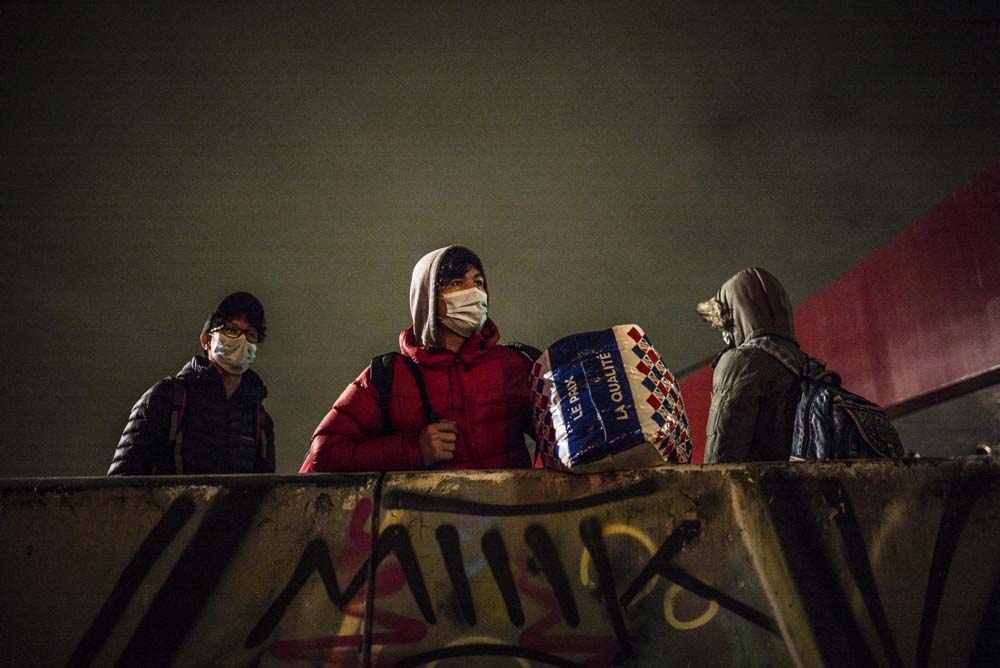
[698,267,797,347]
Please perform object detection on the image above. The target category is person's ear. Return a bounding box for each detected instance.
[200,331,211,351]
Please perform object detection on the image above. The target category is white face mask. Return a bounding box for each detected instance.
[209,332,257,375]
[439,287,488,338]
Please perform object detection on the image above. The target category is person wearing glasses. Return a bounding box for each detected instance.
[108,292,275,475]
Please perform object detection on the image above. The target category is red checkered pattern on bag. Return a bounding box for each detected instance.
[627,333,693,453]
[530,360,558,455]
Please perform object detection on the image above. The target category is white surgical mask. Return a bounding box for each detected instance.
[209,332,257,375]
[440,287,488,338]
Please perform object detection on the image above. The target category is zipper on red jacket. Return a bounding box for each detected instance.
[448,355,457,414]
[453,355,474,457]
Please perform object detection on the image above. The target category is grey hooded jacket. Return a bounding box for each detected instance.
[702,268,807,463]
[409,246,453,348]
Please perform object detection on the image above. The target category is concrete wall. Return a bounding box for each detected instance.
[2,460,999,667]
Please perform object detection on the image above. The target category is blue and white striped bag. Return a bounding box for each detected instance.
[530,324,692,472]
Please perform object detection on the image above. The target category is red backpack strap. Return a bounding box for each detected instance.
[167,378,187,474]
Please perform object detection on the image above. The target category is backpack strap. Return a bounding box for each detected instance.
[255,402,271,462]
[740,337,804,376]
[167,378,187,474]
[399,355,438,424]
[742,338,841,386]
[370,353,438,434]
[370,353,398,435]
[503,341,542,363]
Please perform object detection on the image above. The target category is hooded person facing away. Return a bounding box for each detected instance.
[697,268,808,463]
[301,245,533,472]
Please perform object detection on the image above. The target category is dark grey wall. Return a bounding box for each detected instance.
[896,385,1000,457]
[3,3,999,475]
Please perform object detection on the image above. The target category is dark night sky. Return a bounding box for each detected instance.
[2,3,999,476]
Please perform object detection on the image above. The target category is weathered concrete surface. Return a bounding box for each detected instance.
[1,460,999,667]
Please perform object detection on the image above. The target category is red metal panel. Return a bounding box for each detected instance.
[797,160,1000,412]
[680,366,713,464]
[680,159,1000,463]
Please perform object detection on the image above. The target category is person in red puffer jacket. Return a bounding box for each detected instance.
[300,246,534,472]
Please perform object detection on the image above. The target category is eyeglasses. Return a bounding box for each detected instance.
[211,324,260,344]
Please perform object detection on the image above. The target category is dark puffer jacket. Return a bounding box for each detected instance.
[108,356,275,475]
[703,268,808,463]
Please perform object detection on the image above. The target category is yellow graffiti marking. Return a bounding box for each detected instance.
[579,523,658,603]
[425,637,530,668]
[664,583,719,630]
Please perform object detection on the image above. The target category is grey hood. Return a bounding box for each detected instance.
[700,267,797,346]
[409,245,454,348]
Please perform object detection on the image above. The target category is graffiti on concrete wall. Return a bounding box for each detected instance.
[1,462,998,667]
[247,481,780,667]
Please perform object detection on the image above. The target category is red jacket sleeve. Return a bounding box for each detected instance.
[300,366,425,472]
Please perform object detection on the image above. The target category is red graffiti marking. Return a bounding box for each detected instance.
[516,557,618,668]
[269,499,428,665]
